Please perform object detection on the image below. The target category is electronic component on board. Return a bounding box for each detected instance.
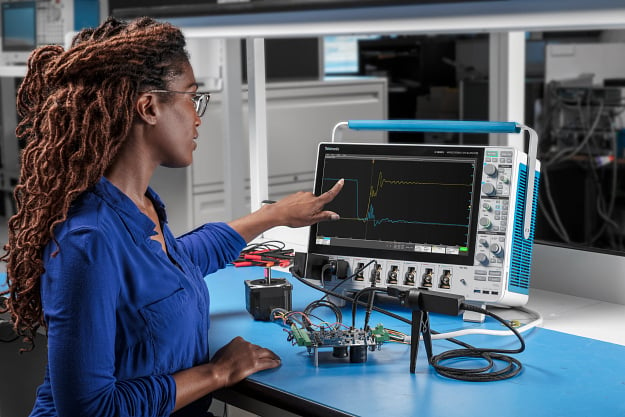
[287,324,390,367]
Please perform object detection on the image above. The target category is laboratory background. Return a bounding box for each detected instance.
[1,0,625,416]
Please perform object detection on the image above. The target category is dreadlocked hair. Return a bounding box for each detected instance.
[0,16,189,350]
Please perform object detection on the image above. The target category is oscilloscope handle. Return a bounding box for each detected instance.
[331,119,538,240]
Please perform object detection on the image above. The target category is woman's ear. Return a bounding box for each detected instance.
[135,93,159,125]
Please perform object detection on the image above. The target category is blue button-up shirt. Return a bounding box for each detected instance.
[30,177,246,417]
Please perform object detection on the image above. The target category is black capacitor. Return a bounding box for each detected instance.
[349,345,367,363]
[333,346,348,358]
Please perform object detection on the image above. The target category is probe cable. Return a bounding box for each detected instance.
[271,302,345,332]
[291,267,529,381]
[318,259,376,302]
[291,268,412,325]
[303,299,344,330]
[292,266,542,338]
[429,302,525,381]
[233,240,295,268]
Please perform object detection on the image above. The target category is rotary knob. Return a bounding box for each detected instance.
[484,164,498,177]
[475,253,489,265]
[479,217,492,229]
[481,183,496,196]
[490,243,504,257]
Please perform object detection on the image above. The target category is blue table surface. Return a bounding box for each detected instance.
[205,266,625,417]
[3,269,625,416]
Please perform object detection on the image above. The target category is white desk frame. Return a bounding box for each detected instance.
[4,1,625,220]
[175,0,625,220]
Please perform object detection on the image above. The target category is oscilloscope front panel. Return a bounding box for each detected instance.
[306,142,541,307]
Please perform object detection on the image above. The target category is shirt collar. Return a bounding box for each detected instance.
[92,177,168,243]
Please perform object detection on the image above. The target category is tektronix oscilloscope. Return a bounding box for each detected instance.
[302,120,540,317]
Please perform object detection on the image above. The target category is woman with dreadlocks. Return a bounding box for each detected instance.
[1,16,343,417]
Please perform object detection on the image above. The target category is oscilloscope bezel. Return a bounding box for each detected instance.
[308,142,486,266]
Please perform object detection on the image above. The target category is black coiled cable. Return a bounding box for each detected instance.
[429,303,525,381]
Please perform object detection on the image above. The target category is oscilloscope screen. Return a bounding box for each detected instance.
[310,144,483,264]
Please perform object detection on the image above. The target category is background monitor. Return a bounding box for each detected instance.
[1,1,37,64]
[324,35,380,76]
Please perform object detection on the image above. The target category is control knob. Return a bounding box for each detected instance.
[484,164,498,177]
[490,243,504,257]
[475,253,489,265]
[481,183,496,196]
[479,217,492,229]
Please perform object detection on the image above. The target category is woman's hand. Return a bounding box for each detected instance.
[210,336,281,388]
[228,179,344,242]
[172,336,280,412]
[269,178,344,228]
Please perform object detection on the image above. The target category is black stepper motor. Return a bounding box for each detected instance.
[244,278,293,321]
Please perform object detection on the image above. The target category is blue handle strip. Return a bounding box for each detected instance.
[347,120,521,134]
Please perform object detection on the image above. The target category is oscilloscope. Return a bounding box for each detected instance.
[301,121,541,316]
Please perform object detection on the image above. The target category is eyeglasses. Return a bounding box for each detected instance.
[144,90,211,117]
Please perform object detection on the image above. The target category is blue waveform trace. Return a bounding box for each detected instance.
[364,204,468,228]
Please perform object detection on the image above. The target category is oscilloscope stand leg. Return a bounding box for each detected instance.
[462,302,486,323]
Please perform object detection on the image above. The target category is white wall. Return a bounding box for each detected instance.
[545,42,625,85]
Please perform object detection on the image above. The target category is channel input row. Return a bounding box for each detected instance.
[345,259,454,290]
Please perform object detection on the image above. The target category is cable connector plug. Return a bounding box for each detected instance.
[386,285,410,302]
[329,259,350,279]
[418,290,465,316]
[293,252,331,281]
[386,285,465,316]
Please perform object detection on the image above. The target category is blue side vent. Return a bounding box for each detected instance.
[508,164,540,295]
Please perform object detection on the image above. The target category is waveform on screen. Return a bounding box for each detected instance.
[362,204,469,228]
[368,171,470,198]
[324,171,472,229]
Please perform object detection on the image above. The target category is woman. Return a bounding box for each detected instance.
[1,16,343,416]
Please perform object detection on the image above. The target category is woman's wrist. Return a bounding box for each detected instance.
[172,362,228,412]
[228,204,282,243]
[202,362,229,390]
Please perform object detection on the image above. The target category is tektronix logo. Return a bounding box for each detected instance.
[325,146,340,151]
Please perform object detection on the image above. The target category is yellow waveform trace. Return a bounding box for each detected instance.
[368,171,471,199]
